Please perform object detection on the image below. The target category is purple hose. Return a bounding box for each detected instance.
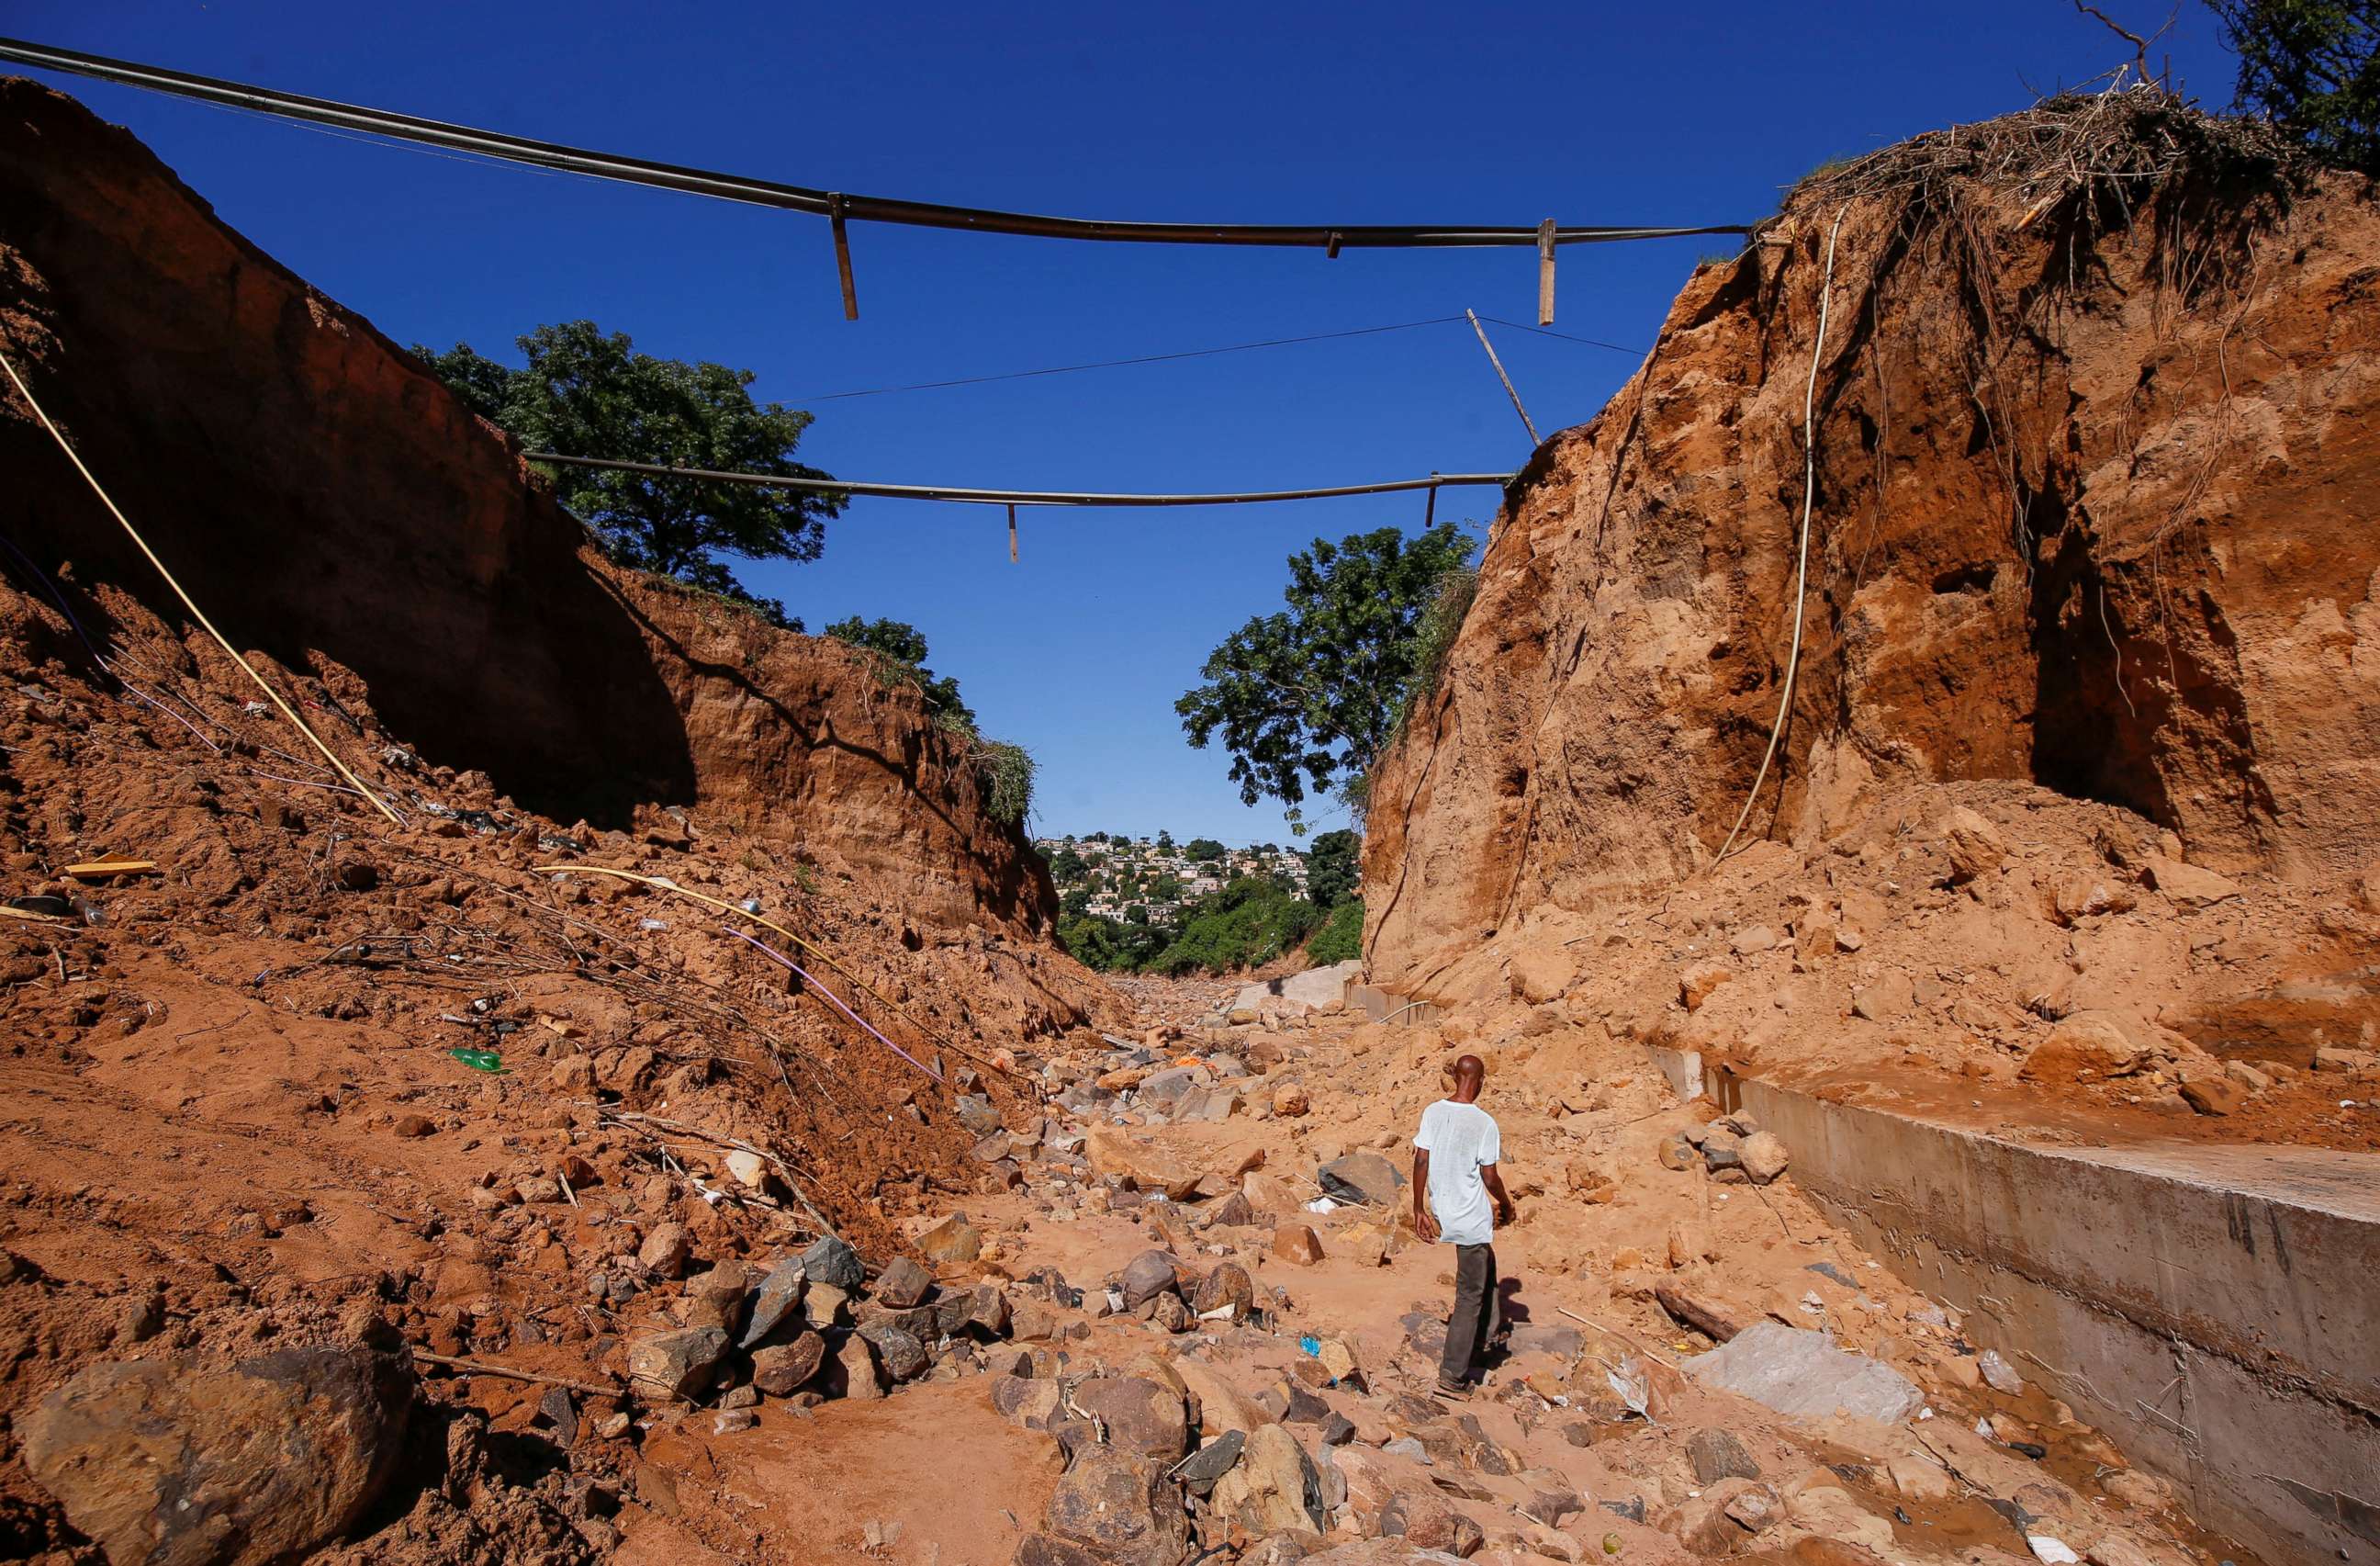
[720,925,945,1085]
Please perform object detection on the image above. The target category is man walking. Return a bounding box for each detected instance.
[1411,1053,1515,1400]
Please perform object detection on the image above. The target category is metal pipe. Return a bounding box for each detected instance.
[524,453,1515,507]
[0,37,1753,252]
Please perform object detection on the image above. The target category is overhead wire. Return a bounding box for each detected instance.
[0,37,1754,255]
[792,312,1646,402]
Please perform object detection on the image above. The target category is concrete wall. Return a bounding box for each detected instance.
[1711,1065,2380,1566]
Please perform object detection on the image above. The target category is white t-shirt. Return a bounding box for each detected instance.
[1414,1098,1501,1246]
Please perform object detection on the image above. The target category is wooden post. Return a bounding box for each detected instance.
[1006,502,1018,563]
[828,194,859,321]
[1466,309,1541,447]
[1537,219,1557,326]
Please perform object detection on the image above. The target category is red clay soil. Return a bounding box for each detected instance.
[1361,98,2380,1154]
[0,76,1123,1561]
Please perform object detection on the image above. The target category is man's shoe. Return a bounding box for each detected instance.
[1432,1376,1469,1402]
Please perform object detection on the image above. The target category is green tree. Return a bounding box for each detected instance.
[1306,896,1364,963]
[2211,0,2380,171]
[1049,847,1089,883]
[415,322,839,626]
[1177,523,1477,828]
[1060,886,1092,918]
[1145,877,1320,975]
[1306,828,1361,909]
[825,616,976,728]
[1183,837,1227,862]
[1156,829,1175,853]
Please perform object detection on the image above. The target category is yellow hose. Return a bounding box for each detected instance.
[0,345,402,827]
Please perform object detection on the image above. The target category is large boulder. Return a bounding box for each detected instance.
[1069,1377,1191,1462]
[800,1234,866,1291]
[1683,1322,1924,1424]
[1207,1422,1326,1536]
[1121,1250,1182,1310]
[1046,1447,1190,1566]
[1318,1151,1403,1208]
[1086,1128,1204,1200]
[628,1325,731,1402]
[20,1346,412,1566]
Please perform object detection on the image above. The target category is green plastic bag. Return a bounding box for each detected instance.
[448,1047,506,1073]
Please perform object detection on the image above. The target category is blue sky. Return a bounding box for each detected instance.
[10,2,2242,844]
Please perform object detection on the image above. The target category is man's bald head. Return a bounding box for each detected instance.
[1447,1053,1486,1100]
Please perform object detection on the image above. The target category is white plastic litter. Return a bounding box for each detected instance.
[2026,1536,2080,1564]
[1305,1198,1338,1213]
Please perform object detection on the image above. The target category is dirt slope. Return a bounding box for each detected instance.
[1364,96,2380,990]
[0,75,1050,939]
[0,77,1126,1561]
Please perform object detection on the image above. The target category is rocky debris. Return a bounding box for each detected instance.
[1088,1127,1205,1200]
[21,1345,412,1566]
[875,1256,935,1308]
[860,1324,930,1382]
[1273,1223,1325,1265]
[1047,1446,1190,1566]
[1192,1262,1256,1319]
[800,1234,866,1291]
[2022,1012,2150,1082]
[2142,855,2241,910]
[749,1332,827,1394]
[1678,962,1732,1011]
[628,1325,731,1402]
[638,1221,693,1278]
[1072,1376,1193,1461]
[836,1332,884,1400]
[1737,1131,1791,1184]
[1121,1249,1182,1309]
[1318,1151,1403,1207]
[1686,1427,1761,1483]
[1170,1429,1245,1493]
[1684,1322,1924,1424]
[917,1212,983,1263]
[1942,806,2008,880]
[1210,1421,1327,1535]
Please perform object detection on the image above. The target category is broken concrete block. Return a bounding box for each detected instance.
[1683,1322,1923,1425]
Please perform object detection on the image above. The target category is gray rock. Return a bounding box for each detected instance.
[859,1325,930,1382]
[1231,960,1363,1014]
[1191,1262,1255,1318]
[1317,1151,1403,1207]
[874,1256,934,1310]
[800,1234,864,1292]
[738,1258,808,1347]
[628,1326,730,1402]
[1047,1446,1189,1566]
[749,1333,826,1395]
[19,1346,411,1566]
[1170,1429,1246,1493]
[953,1094,1001,1135]
[1120,1249,1180,1309]
[1683,1322,1924,1424]
[1686,1426,1762,1482]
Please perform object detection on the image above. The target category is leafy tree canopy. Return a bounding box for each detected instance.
[825,616,976,729]
[2212,0,2380,171]
[1183,838,1228,862]
[1307,896,1364,964]
[416,321,839,627]
[1306,828,1361,909]
[1177,522,1477,826]
[1145,876,1320,976]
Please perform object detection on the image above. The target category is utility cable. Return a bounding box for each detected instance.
[0,344,403,826]
[1713,206,1849,863]
[524,454,1513,507]
[0,37,1754,254]
[798,316,1468,400]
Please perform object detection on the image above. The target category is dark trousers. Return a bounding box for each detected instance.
[1439,1243,1501,1386]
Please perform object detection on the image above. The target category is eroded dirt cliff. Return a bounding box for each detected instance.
[0,76,1050,940]
[1365,96,2380,997]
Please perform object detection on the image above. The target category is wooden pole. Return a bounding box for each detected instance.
[828,193,859,321]
[1537,219,1558,325]
[1466,309,1541,448]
